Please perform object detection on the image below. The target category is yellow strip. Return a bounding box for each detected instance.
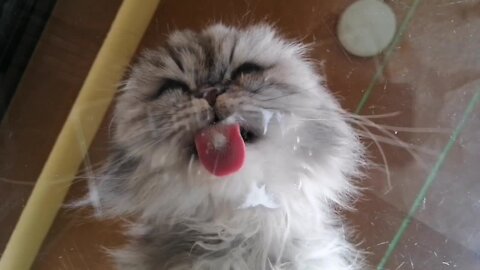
[0,1,161,269]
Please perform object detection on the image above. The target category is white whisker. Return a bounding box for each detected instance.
[354,122,392,192]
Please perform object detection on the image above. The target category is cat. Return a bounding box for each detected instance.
[86,23,365,270]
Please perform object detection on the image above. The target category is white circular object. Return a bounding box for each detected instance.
[338,0,396,57]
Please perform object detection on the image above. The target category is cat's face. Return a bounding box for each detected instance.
[104,24,361,218]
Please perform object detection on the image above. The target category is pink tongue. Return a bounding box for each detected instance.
[194,124,246,177]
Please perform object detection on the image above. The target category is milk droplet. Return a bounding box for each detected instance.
[297,180,303,190]
[260,109,274,135]
[212,132,227,150]
[188,155,195,172]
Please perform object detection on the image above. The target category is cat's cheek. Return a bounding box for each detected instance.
[214,93,249,119]
[114,120,146,147]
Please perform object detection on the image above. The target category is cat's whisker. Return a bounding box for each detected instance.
[254,92,300,102]
[293,109,434,182]
[286,106,402,120]
[354,123,392,192]
[346,117,439,157]
[107,113,119,137]
[295,116,435,157]
[187,154,195,174]
[295,117,332,121]
[345,114,449,134]
[0,173,120,187]
[75,160,107,176]
[295,110,439,162]
[353,129,435,157]
[342,111,401,119]
[0,177,35,186]
[345,116,442,173]
[354,122,448,134]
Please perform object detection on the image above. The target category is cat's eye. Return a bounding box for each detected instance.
[231,62,263,80]
[153,79,190,98]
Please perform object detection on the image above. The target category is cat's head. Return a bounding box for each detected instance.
[95,24,363,220]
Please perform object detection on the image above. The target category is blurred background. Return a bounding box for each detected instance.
[1,0,479,269]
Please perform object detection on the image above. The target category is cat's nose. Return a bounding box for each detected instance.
[196,86,223,107]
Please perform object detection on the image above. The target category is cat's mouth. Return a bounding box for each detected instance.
[189,125,259,154]
[192,124,261,177]
[239,126,258,143]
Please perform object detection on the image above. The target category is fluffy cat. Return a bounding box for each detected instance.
[86,24,365,270]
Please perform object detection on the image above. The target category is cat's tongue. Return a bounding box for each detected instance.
[194,124,245,177]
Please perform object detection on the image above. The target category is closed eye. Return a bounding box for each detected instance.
[152,79,190,99]
[231,62,263,80]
